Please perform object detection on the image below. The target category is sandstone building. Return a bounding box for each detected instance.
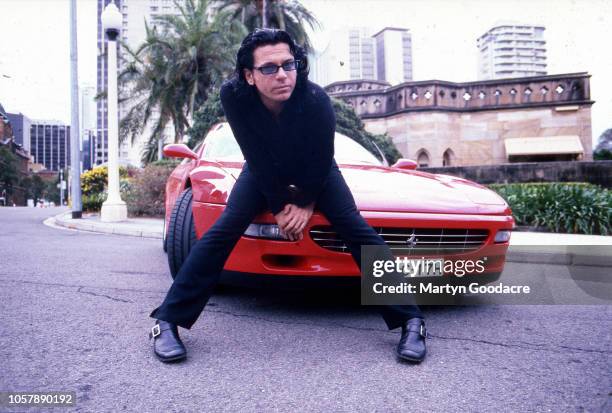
[325,72,593,167]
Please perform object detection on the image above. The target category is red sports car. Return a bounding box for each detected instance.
[162,122,514,282]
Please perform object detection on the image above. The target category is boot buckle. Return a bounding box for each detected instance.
[149,324,161,339]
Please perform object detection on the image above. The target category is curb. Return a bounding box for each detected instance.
[51,212,163,239]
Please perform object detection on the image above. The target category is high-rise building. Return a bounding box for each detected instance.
[96,0,122,166]
[309,27,376,86]
[309,26,412,87]
[29,120,71,171]
[80,85,97,133]
[80,85,97,172]
[96,0,182,167]
[307,30,349,87]
[82,129,96,171]
[348,28,377,80]
[373,27,413,85]
[477,22,547,80]
[6,112,32,153]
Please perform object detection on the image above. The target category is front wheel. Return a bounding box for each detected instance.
[166,187,197,279]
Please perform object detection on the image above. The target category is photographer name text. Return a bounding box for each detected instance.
[372,282,531,295]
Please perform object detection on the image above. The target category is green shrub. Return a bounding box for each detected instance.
[81,166,135,212]
[593,149,612,160]
[80,162,176,215]
[489,182,611,235]
[80,166,132,212]
[125,162,176,217]
[81,180,131,212]
[82,192,106,211]
[81,166,129,196]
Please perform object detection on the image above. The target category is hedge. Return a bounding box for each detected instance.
[124,160,178,217]
[489,182,611,235]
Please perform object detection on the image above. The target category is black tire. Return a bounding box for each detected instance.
[166,187,197,279]
[162,214,168,253]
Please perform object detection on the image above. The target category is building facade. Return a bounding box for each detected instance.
[373,27,413,85]
[79,85,97,172]
[82,129,96,172]
[1,104,32,206]
[348,28,377,80]
[80,85,97,132]
[29,120,71,171]
[325,73,593,167]
[6,112,32,153]
[308,27,372,87]
[478,22,547,80]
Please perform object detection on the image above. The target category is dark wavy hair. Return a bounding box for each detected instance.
[230,28,309,98]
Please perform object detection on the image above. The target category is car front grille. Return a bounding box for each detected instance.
[309,226,489,255]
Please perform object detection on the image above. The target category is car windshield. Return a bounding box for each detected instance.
[202,125,383,166]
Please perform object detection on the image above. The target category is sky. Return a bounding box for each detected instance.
[0,0,610,145]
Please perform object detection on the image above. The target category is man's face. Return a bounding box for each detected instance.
[243,42,297,106]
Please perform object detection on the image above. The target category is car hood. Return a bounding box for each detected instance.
[220,163,509,215]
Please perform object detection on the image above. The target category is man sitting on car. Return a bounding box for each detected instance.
[148,28,428,363]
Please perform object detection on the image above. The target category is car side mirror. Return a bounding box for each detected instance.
[392,158,418,170]
[163,144,198,160]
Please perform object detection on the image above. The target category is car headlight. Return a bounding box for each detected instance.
[494,230,512,243]
[244,223,287,240]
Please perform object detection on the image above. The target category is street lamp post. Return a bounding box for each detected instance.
[100,1,127,222]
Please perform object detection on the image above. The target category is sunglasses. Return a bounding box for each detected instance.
[252,60,300,75]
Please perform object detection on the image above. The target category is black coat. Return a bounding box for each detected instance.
[219,78,336,215]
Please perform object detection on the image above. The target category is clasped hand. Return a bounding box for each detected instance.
[273,203,315,241]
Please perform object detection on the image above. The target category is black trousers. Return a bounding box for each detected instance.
[150,163,422,330]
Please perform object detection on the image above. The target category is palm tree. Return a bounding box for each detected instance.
[119,0,246,163]
[215,0,321,52]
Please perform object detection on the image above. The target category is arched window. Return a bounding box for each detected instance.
[442,148,455,166]
[416,150,430,167]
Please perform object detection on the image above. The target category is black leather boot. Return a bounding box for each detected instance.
[149,320,187,362]
[396,317,427,362]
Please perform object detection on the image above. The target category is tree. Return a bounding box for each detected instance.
[0,145,19,198]
[594,128,612,160]
[19,174,46,205]
[45,175,61,205]
[20,175,32,200]
[215,0,321,52]
[119,0,247,163]
[331,98,402,164]
[187,89,224,147]
[30,175,46,205]
[187,92,403,163]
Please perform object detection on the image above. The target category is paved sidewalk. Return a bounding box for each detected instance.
[48,210,163,238]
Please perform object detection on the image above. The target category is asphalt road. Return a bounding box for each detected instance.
[0,207,610,412]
